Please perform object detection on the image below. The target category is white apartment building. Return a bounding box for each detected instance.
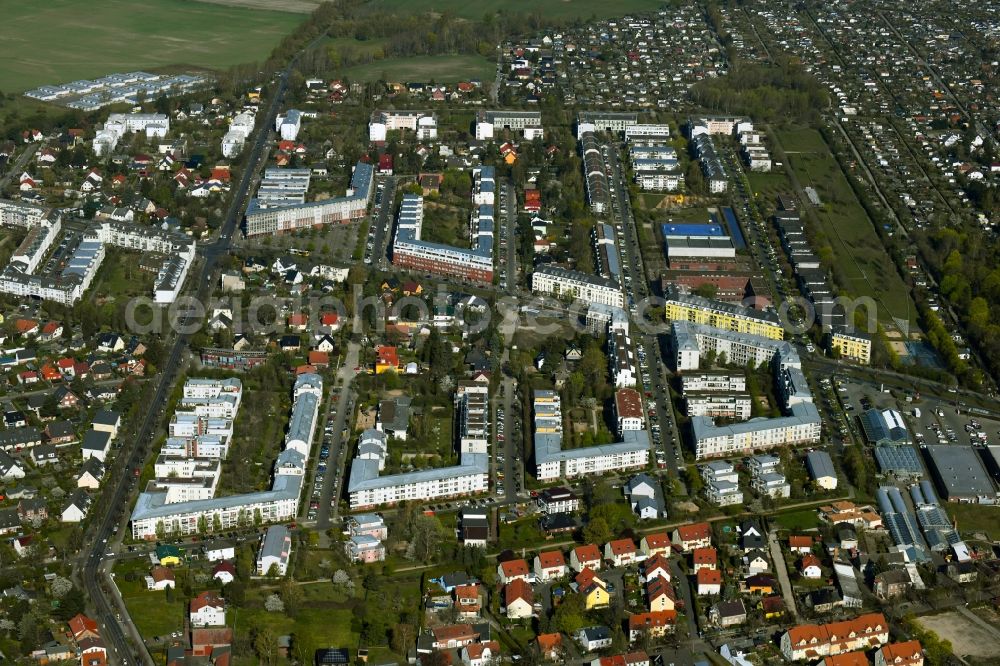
[0,219,194,305]
[475,110,543,140]
[532,265,624,308]
[177,378,243,419]
[636,172,684,192]
[691,401,822,459]
[130,375,321,539]
[577,111,638,137]
[276,109,302,141]
[457,383,490,454]
[244,161,373,236]
[222,112,255,158]
[93,113,170,155]
[705,479,744,506]
[0,199,55,228]
[624,124,672,141]
[671,321,796,372]
[369,110,438,142]
[681,373,747,393]
[347,388,490,509]
[609,328,637,389]
[533,391,650,481]
[685,392,752,420]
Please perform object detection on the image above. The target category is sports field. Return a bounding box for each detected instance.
[362,0,665,20]
[1,0,304,92]
[776,128,919,330]
[340,55,495,83]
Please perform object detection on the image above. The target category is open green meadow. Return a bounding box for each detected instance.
[776,128,919,330]
[363,0,665,20]
[0,0,303,92]
[339,55,495,83]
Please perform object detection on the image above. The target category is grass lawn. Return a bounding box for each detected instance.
[946,502,1000,541]
[118,576,187,639]
[220,390,289,495]
[339,55,495,83]
[1,0,303,92]
[93,249,156,301]
[777,128,919,331]
[771,509,821,531]
[363,0,664,20]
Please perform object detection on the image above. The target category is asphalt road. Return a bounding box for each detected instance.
[603,142,683,476]
[77,64,295,666]
[315,342,360,530]
[0,142,41,190]
[368,175,396,270]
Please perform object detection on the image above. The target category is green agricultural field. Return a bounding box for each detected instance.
[776,128,919,331]
[339,55,495,83]
[363,0,665,20]
[0,0,303,92]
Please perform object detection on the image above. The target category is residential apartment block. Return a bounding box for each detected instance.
[347,388,490,509]
[244,161,372,236]
[369,110,438,142]
[533,390,650,481]
[780,613,889,661]
[391,168,495,283]
[130,374,321,539]
[664,286,784,340]
[531,265,624,308]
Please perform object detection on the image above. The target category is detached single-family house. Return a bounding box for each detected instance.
[256,525,292,576]
[641,554,671,584]
[61,490,91,523]
[146,566,176,591]
[640,533,671,559]
[81,430,112,462]
[575,568,610,610]
[576,626,612,653]
[696,568,722,596]
[504,579,534,619]
[646,577,676,612]
[604,538,638,567]
[710,600,747,628]
[212,562,236,585]
[498,559,531,585]
[800,554,823,579]
[692,547,717,572]
[673,522,712,552]
[190,591,226,627]
[628,610,677,643]
[570,544,603,572]
[534,550,567,581]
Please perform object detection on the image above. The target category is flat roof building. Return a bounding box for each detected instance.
[925,445,997,503]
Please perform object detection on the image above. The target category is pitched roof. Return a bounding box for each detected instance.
[537,550,566,569]
[190,591,224,612]
[676,521,711,542]
[68,613,99,639]
[573,544,602,562]
[628,610,677,631]
[643,532,671,550]
[607,538,636,555]
[500,559,530,578]
[505,578,533,605]
[696,568,722,585]
[692,547,717,565]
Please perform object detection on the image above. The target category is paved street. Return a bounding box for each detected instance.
[767,529,799,620]
[77,50,302,666]
[603,141,683,475]
[315,342,360,530]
